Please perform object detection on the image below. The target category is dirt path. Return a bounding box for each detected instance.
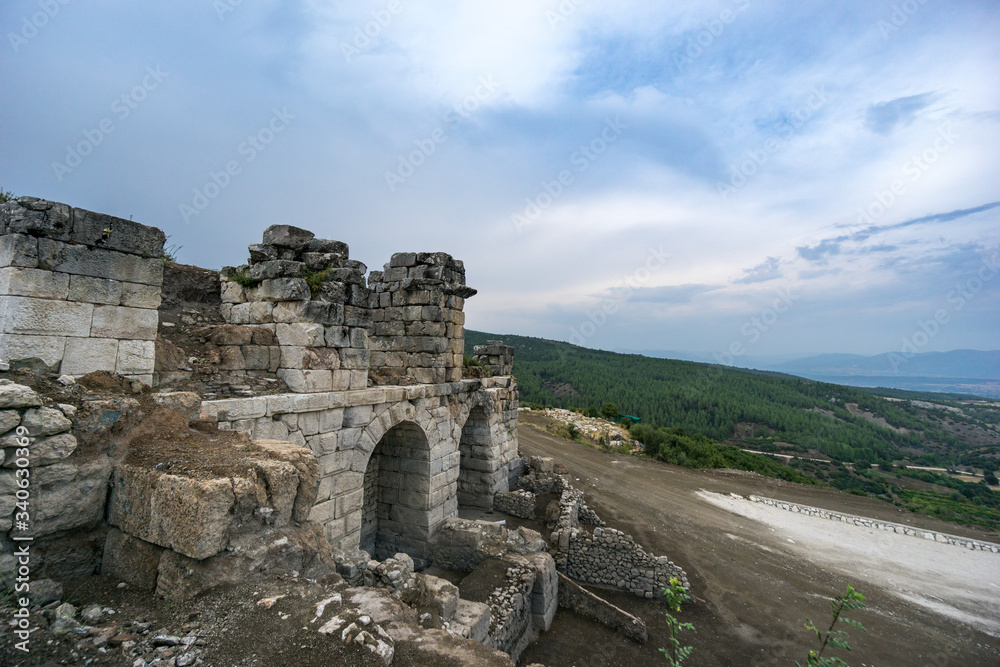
[517,424,1000,667]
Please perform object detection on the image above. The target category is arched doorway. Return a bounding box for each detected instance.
[458,405,495,509]
[360,421,431,560]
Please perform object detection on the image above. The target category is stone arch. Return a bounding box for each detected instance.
[458,396,500,509]
[360,420,432,561]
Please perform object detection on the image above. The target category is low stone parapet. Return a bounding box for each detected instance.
[493,489,535,519]
[748,495,1000,553]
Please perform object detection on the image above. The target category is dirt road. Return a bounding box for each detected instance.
[516,423,1000,667]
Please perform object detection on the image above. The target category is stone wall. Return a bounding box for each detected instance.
[493,489,535,519]
[0,381,112,581]
[219,225,372,393]
[473,340,514,377]
[0,197,165,384]
[200,377,519,562]
[368,252,475,385]
[556,572,647,643]
[509,457,690,600]
[749,495,1000,552]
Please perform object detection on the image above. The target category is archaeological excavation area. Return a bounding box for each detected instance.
[0,197,687,665]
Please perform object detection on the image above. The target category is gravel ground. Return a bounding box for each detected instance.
[516,417,1000,666]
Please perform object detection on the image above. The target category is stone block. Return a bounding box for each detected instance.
[0,295,93,337]
[304,238,349,256]
[67,274,122,305]
[258,277,310,301]
[37,238,163,285]
[120,282,161,309]
[61,338,119,375]
[91,305,158,340]
[0,266,70,300]
[278,369,333,393]
[2,433,76,467]
[0,333,66,367]
[31,457,112,538]
[0,233,39,268]
[275,322,325,347]
[262,224,315,249]
[116,340,155,375]
[19,405,71,437]
[249,260,305,281]
[108,466,239,560]
[101,528,163,591]
[1,197,72,240]
[220,280,246,304]
[419,574,460,623]
[69,206,166,257]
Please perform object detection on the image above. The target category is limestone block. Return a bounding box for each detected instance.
[242,345,271,371]
[91,305,158,340]
[255,439,320,522]
[249,301,275,323]
[151,392,202,421]
[116,340,155,375]
[220,280,246,304]
[249,260,305,281]
[325,325,351,347]
[31,456,112,537]
[0,266,70,300]
[0,382,41,409]
[304,238,349,256]
[248,243,279,262]
[66,274,122,305]
[61,338,119,375]
[258,277,310,301]
[108,467,239,560]
[21,406,72,436]
[101,527,163,591]
[2,433,77,467]
[0,295,93,337]
[69,206,166,257]
[219,346,246,370]
[419,574,460,622]
[120,282,162,309]
[0,233,39,268]
[0,334,66,368]
[452,599,491,643]
[0,410,19,434]
[37,238,163,285]
[262,224,315,249]
[0,197,72,240]
[278,369,333,393]
[275,322,325,347]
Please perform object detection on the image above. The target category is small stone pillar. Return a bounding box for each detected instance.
[368,252,476,385]
[0,197,165,384]
[219,224,371,392]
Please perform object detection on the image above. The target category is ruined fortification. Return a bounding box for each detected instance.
[0,197,686,664]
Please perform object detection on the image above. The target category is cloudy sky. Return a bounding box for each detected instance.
[2,0,998,362]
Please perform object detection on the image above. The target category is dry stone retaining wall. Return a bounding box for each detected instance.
[0,197,165,384]
[749,495,1000,553]
[493,489,535,519]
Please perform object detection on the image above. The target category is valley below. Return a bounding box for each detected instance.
[517,421,1000,667]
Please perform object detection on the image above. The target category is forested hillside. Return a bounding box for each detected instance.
[466,331,1000,470]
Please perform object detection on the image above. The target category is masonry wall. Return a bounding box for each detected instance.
[0,197,165,384]
[200,377,519,560]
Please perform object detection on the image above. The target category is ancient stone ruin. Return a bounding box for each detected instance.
[0,196,687,665]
